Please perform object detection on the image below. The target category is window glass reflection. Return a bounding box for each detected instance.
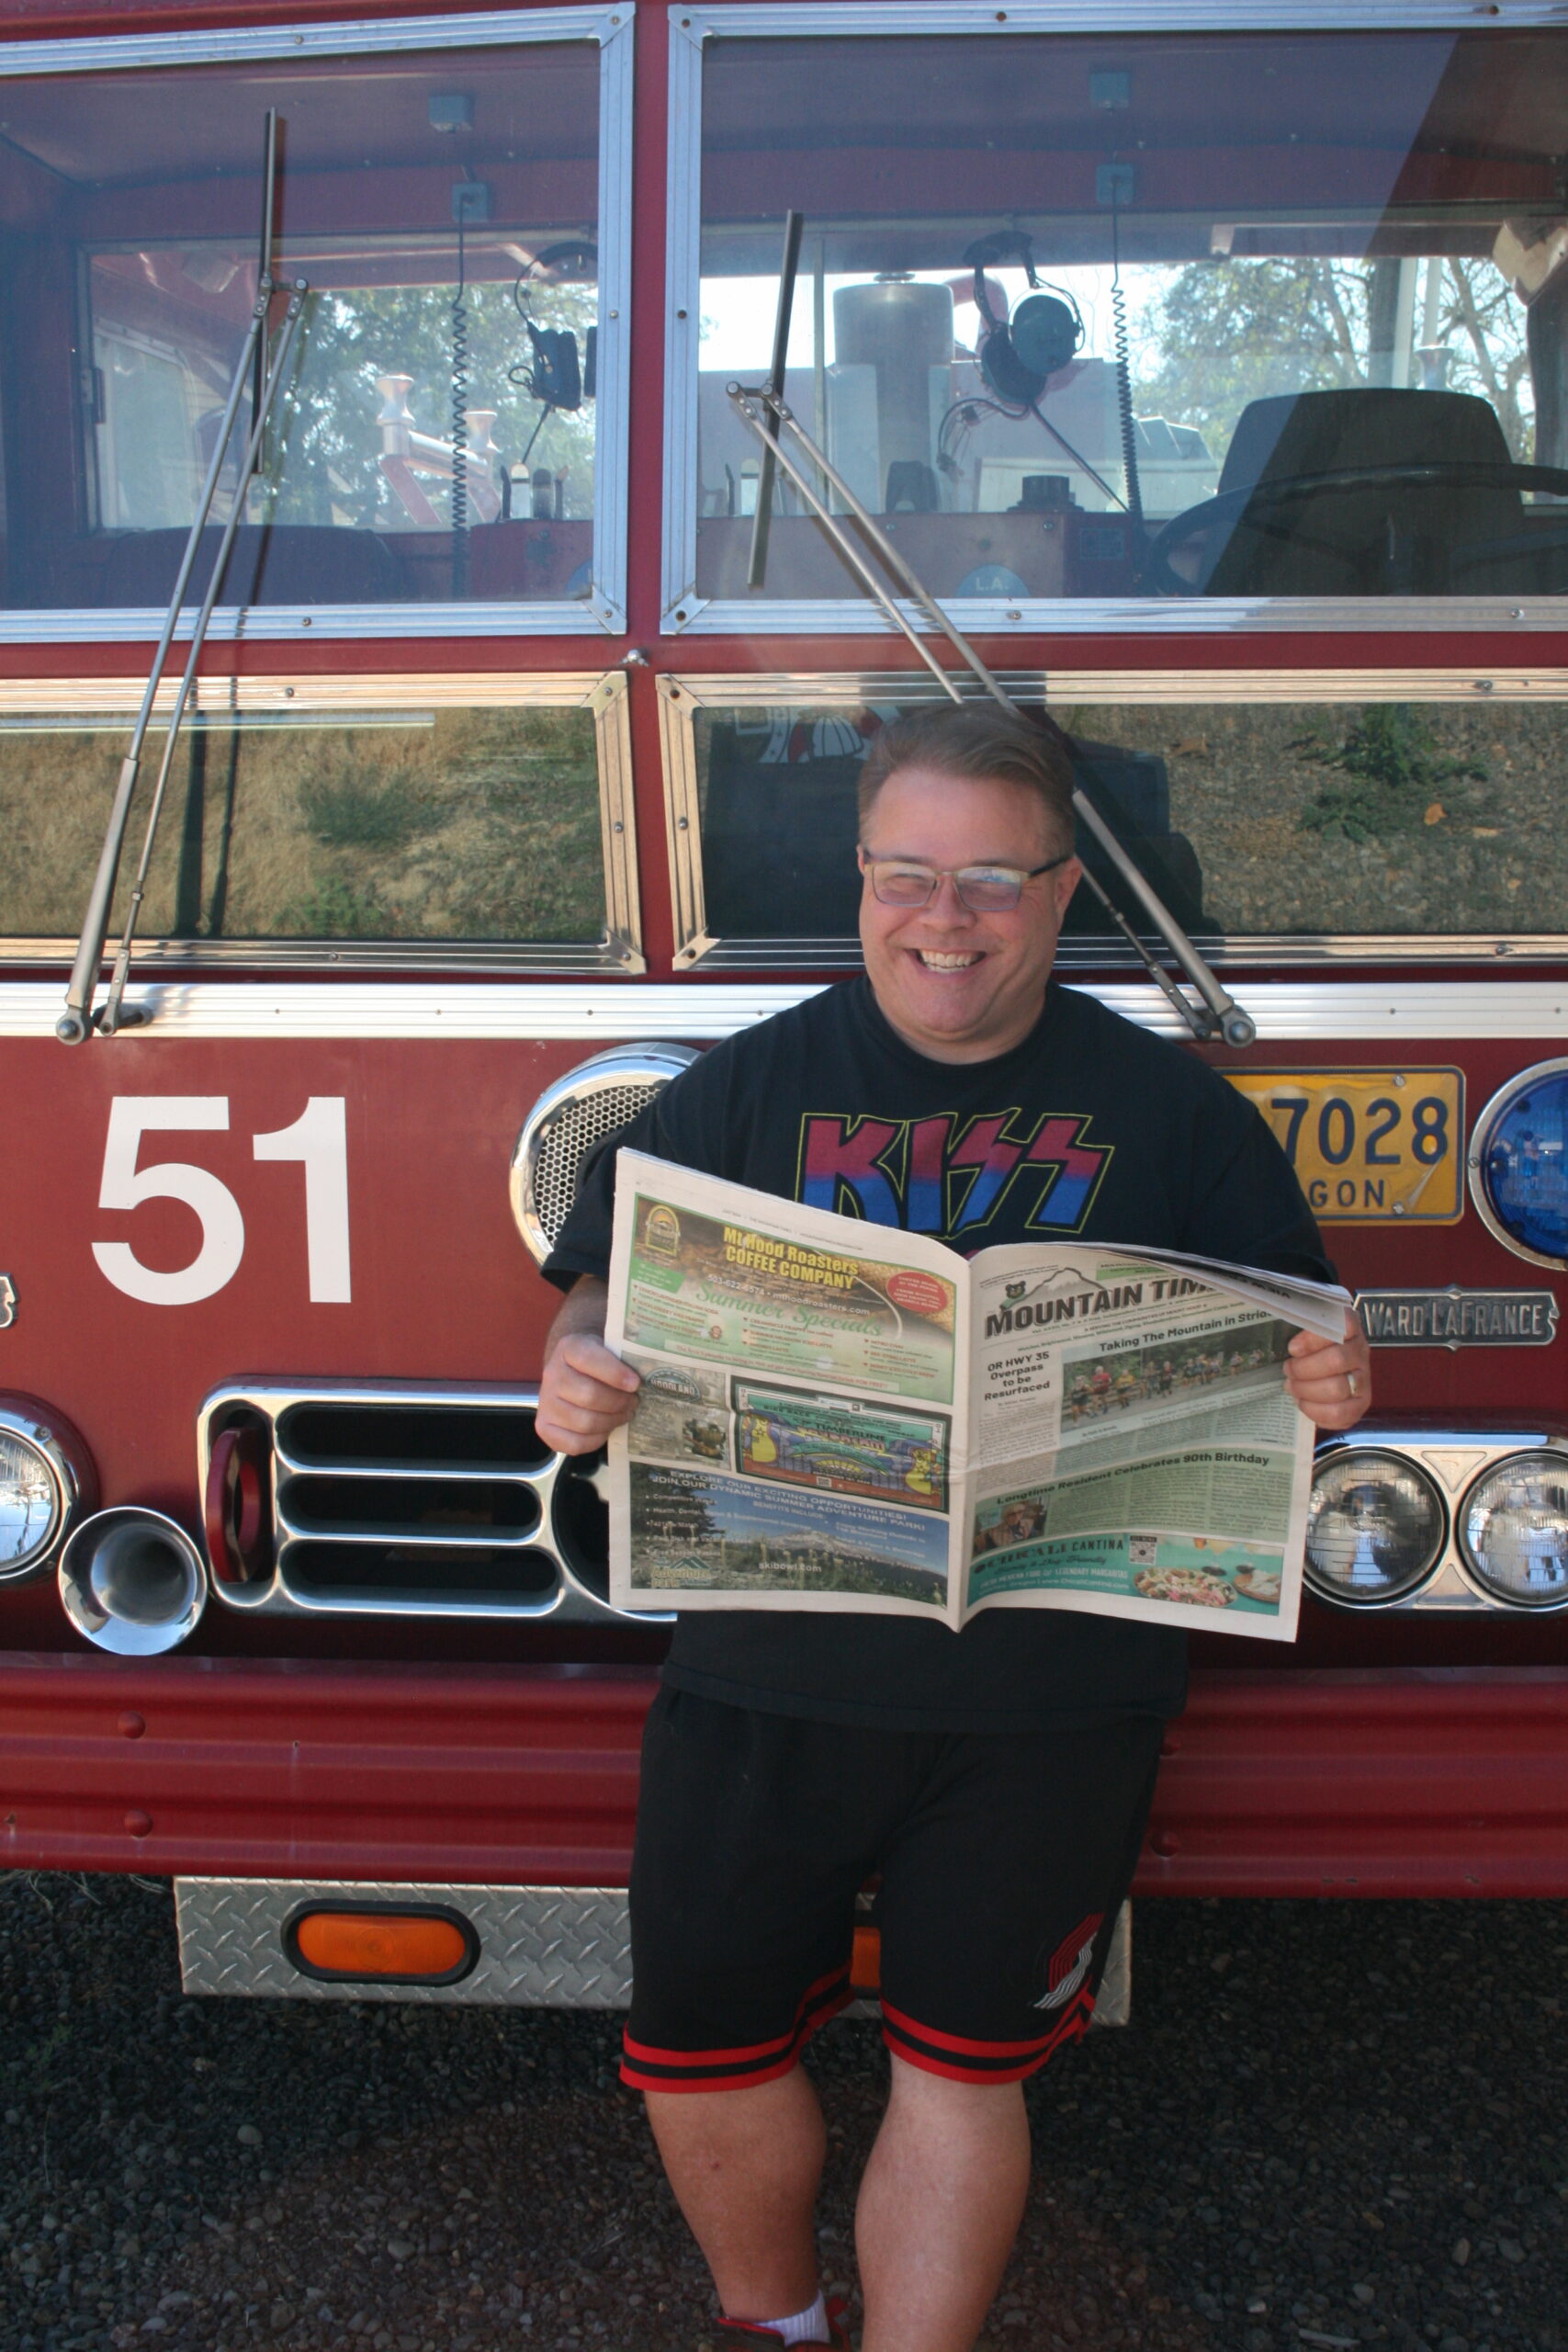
[0,706,606,945]
[696,28,1568,603]
[687,698,1568,949]
[0,41,601,611]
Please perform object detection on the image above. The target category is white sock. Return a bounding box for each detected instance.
[760,2290,829,2346]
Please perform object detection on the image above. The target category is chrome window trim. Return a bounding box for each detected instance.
[663,1,1567,638]
[1310,1426,1568,1613]
[0,6,632,640]
[1,978,1564,1043]
[1467,1056,1568,1272]
[0,671,644,974]
[655,668,1568,970]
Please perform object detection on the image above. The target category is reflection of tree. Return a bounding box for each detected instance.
[1136,257,1533,459]
[255,279,598,528]
[1440,264,1532,458]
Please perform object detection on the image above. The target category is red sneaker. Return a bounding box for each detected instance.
[716,2293,852,2348]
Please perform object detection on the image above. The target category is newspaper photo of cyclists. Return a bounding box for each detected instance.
[604,1151,1351,1637]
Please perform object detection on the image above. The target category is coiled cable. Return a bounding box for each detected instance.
[450,204,470,597]
[1110,190,1145,536]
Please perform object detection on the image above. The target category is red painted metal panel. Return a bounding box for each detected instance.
[3,1655,1566,1897]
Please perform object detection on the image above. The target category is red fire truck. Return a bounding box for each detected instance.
[2,0,1565,2012]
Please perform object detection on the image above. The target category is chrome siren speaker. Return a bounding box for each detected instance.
[510,1043,701,1265]
[59,1507,207,1655]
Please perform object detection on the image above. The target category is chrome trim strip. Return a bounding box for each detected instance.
[678,936,1568,973]
[659,670,1568,707]
[657,676,708,956]
[1467,1057,1568,1272]
[690,4,1562,30]
[589,7,634,635]
[0,6,629,75]
[0,603,615,647]
[661,13,708,632]
[0,673,614,714]
[0,8,631,643]
[592,673,645,968]
[2,979,1565,1041]
[675,596,1568,640]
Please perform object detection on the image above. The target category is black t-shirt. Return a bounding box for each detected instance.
[546,978,1331,1734]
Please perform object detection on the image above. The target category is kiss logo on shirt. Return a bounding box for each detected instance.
[796,1110,1112,1238]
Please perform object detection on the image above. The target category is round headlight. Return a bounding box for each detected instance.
[0,1401,94,1582]
[1469,1059,1568,1270]
[1459,1452,1568,1610]
[1305,1449,1446,1607]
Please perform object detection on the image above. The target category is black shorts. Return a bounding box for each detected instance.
[621,1690,1164,2095]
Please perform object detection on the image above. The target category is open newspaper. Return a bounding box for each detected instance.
[604,1150,1350,1641]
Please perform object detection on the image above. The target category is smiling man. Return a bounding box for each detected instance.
[536,703,1371,2352]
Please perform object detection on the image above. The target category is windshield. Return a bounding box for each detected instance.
[0,37,604,616]
[694,24,1568,606]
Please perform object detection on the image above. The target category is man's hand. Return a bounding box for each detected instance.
[536,1276,641,1454]
[1285,1308,1371,1431]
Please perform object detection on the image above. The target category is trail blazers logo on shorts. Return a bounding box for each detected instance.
[1034,1913,1104,2012]
[797,1110,1111,1238]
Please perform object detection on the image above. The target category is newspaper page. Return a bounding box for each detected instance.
[604,1151,973,1623]
[965,1241,1347,1638]
[604,1152,1350,1640]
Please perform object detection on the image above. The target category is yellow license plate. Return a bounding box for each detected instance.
[1224,1069,1465,1224]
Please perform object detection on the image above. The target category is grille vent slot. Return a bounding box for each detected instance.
[199,1383,633,1623]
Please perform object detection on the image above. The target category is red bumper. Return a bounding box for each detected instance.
[3,1655,1566,1898]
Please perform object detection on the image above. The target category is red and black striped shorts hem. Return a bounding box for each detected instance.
[879,1992,1096,2085]
[620,1962,854,2094]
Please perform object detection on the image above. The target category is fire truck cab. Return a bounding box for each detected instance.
[1,0,1565,2008]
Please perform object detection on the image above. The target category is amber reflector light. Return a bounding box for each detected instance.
[292,1910,471,1980]
[851,1923,881,1996]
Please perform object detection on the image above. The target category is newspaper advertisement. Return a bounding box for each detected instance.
[604,1151,1350,1640]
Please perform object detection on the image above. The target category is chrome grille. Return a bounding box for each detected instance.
[532,1080,666,1247]
[198,1381,649,1623]
[510,1044,700,1263]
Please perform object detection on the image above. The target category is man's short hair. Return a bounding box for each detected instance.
[856,705,1077,858]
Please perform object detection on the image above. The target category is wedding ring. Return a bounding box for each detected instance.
[1346,1370,1360,1398]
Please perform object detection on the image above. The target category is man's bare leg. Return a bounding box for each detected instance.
[646,2070,827,2323]
[856,2055,1031,2352]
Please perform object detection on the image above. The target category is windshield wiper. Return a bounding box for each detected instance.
[728,211,1256,1051]
[57,109,309,1046]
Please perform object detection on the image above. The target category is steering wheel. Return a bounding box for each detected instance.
[1138,458,1568,597]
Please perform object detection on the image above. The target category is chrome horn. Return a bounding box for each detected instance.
[59,1507,207,1655]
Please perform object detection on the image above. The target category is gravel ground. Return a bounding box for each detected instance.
[3,1875,1565,2352]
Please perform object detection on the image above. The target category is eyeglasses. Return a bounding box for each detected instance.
[860,851,1075,913]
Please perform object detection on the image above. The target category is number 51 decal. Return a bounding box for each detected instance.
[93,1096,351,1306]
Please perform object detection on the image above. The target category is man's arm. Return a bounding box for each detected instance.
[535,1274,641,1455]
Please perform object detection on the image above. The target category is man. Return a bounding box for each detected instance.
[536,705,1371,2352]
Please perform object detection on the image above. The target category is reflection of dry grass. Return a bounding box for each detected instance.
[1068,701,1568,938]
[1,707,604,943]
